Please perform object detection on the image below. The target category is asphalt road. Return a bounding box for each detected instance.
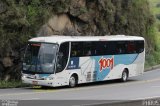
[0,69,160,106]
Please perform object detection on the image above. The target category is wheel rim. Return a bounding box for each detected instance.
[69,76,76,87]
[122,72,127,81]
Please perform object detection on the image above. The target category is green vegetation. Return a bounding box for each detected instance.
[0,80,29,88]
[0,0,159,87]
[145,0,160,68]
[0,0,51,81]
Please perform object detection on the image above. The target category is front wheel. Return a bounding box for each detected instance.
[121,70,128,82]
[69,75,77,87]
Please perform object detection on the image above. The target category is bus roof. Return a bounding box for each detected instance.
[29,35,145,44]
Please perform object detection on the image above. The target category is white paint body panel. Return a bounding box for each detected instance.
[22,35,145,87]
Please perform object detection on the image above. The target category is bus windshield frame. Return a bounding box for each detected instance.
[23,42,59,74]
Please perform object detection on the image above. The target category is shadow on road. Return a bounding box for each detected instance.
[25,79,139,91]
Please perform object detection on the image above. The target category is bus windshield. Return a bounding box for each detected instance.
[23,43,58,74]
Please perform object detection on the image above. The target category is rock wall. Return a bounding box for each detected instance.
[38,0,154,38]
[0,0,155,80]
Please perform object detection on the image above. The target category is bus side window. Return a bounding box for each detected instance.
[86,50,91,56]
[82,42,92,56]
[71,42,84,57]
[71,42,80,57]
[116,41,126,54]
[127,42,134,53]
[56,42,69,73]
[136,41,144,53]
[71,51,77,57]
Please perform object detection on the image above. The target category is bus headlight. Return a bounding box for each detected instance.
[22,74,27,78]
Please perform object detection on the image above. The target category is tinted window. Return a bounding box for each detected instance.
[56,42,69,73]
[71,40,144,57]
[71,42,83,57]
[136,41,144,53]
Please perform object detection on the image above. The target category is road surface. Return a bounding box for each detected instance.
[0,69,160,106]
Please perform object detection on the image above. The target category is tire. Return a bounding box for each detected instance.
[121,70,128,82]
[69,75,77,88]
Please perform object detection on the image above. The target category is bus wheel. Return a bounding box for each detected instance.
[69,75,77,88]
[121,70,128,82]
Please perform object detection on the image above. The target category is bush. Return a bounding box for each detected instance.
[156,14,160,20]
[0,0,157,81]
[156,3,160,8]
[0,80,29,88]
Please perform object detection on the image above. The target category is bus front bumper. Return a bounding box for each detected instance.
[22,77,55,87]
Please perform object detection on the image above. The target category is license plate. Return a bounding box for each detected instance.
[32,81,38,85]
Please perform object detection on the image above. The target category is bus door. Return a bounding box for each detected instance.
[55,42,70,85]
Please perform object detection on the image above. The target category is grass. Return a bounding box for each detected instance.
[0,81,29,89]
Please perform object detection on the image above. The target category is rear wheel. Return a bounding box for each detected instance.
[121,70,128,82]
[69,75,77,87]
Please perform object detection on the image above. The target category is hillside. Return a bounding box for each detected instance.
[0,0,156,80]
[149,0,160,35]
[146,0,160,67]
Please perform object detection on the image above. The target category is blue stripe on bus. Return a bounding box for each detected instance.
[67,54,139,81]
[92,54,138,81]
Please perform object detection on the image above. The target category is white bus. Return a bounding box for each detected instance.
[22,35,145,87]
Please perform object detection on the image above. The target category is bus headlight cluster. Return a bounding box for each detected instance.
[22,74,27,78]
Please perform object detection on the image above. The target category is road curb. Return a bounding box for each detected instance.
[145,64,160,72]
